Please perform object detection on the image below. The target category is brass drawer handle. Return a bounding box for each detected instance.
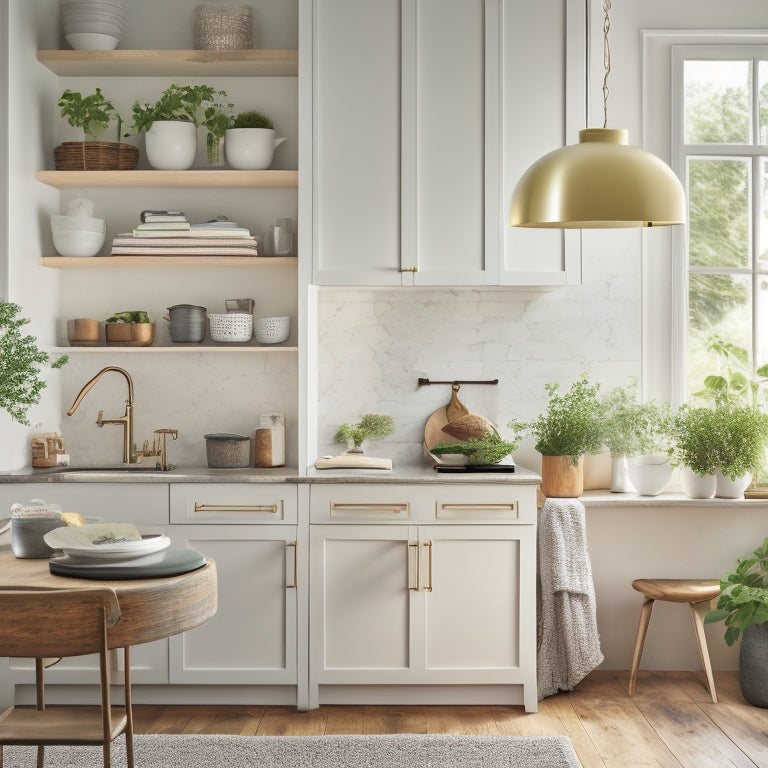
[193,503,278,514]
[398,266,418,273]
[329,503,409,516]
[423,541,433,592]
[440,504,516,511]
[286,541,297,589]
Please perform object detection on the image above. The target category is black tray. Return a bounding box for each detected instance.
[433,464,515,473]
[49,547,206,580]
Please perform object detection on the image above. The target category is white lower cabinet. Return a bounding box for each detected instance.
[0,483,170,691]
[168,483,304,704]
[308,483,538,711]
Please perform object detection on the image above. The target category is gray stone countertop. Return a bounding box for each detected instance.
[0,464,542,485]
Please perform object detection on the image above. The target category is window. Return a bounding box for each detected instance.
[673,46,768,398]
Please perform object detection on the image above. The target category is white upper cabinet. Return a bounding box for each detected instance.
[310,0,584,287]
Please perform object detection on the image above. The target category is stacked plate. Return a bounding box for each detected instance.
[62,0,125,50]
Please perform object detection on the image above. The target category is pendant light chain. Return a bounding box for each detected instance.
[601,0,611,129]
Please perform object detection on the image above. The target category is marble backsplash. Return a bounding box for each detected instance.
[317,240,642,470]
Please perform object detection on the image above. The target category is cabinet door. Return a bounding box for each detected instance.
[313,0,403,285]
[418,525,535,684]
[169,525,298,685]
[0,483,169,687]
[310,525,418,684]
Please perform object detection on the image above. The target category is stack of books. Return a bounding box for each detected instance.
[110,211,260,257]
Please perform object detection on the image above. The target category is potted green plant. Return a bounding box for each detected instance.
[508,374,604,497]
[602,385,673,494]
[705,537,768,707]
[55,88,138,170]
[128,83,233,169]
[670,404,719,498]
[224,110,287,170]
[0,302,68,425]
[333,414,395,454]
[430,429,518,466]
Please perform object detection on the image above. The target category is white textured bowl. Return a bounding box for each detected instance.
[253,316,290,344]
[64,20,123,35]
[65,32,120,50]
[51,215,105,234]
[52,229,106,257]
[209,313,253,343]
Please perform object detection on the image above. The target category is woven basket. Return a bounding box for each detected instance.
[54,141,139,171]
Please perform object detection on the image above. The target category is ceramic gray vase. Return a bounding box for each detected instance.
[739,623,768,707]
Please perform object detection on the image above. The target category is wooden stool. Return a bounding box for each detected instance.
[628,578,721,703]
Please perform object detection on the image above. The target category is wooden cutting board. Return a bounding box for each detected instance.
[424,405,450,452]
[446,384,469,421]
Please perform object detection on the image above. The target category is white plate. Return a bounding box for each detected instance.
[51,548,171,568]
[44,525,170,560]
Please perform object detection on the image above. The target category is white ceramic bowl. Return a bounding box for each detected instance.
[209,313,253,343]
[52,229,106,258]
[253,316,290,344]
[64,21,123,35]
[51,215,105,234]
[65,32,120,50]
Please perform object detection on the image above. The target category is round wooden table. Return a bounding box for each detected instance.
[0,549,217,648]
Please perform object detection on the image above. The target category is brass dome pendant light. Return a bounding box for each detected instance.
[509,0,686,228]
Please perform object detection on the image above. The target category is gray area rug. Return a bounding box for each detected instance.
[1,733,582,767]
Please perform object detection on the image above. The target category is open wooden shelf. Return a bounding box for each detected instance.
[54,345,299,353]
[36,170,298,189]
[40,256,297,268]
[37,49,298,77]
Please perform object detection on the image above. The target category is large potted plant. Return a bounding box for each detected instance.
[705,537,768,707]
[224,110,287,170]
[129,84,233,169]
[55,88,138,170]
[670,404,719,498]
[509,374,604,497]
[602,385,673,493]
[0,302,68,425]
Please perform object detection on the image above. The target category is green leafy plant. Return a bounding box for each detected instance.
[602,384,672,457]
[57,88,123,142]
[232,110,274,130]
[705,537,768,646]
[508,374,604,465]
[333,414,395,452]
[106,311,151,324]
[694,336,768,407]
[431,429,517,465]
[128,84,234,164]
[0,302,68,425]
[669,404,719,476]
[710,402,768,481]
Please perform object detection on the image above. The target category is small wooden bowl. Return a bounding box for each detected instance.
[105,322,154,346]
[67,318,100,346]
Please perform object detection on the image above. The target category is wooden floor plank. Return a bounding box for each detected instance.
[128,671,768,767]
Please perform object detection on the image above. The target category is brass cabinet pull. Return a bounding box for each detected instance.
[408,542,419,591]
[194,503,278,514]
[286,541,297,589]
[423,541,433,592]
[398,266,418,273]
[329,502,409,517]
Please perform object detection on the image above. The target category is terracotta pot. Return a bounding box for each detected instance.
[540,455,584,498]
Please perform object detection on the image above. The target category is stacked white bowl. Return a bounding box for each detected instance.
[62,0,125,50]
[51,215,106,257]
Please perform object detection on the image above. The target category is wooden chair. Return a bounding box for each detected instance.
[0,587,134,768]
[628,578,721,703]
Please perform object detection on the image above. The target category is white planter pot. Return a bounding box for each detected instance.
[715,469,752,499]
[610,455,633,493]
[680,466,716,499]
[145,121,197,170]
[627,454,673,496]
[224,128,286,170]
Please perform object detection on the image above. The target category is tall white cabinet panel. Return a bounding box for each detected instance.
[169,525,298,686]
[313,0,402,285]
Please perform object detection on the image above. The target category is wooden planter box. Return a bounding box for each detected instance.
[54,141,139,171]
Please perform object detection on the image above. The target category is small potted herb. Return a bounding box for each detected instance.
[0,302,68,425]
[508,374,604,497]
[670,404,719,498]
[333,414,395,454]
[55,88,138,170]
[602,385,672,493]
[225,110,287,170]
[705,536,768,706]
[128,83,233,169]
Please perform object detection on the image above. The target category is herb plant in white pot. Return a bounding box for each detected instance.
[602,385,673,494]
[670,404,718,498]
[224,111,287,170]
